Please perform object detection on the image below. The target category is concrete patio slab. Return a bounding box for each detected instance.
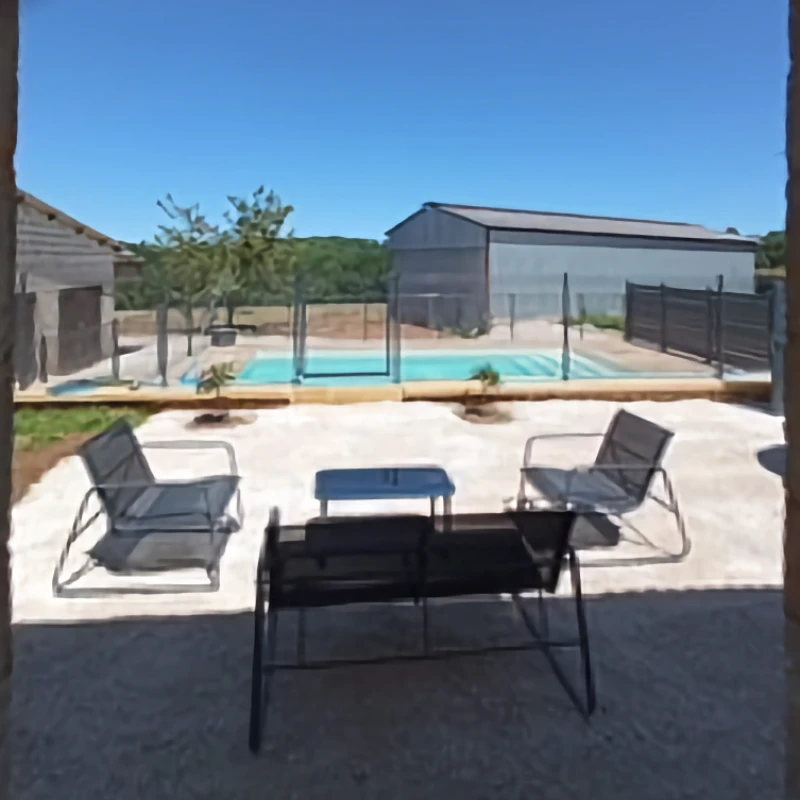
[9,400,786,799]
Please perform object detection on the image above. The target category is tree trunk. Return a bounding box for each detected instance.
[788,3,800,798]
[0,1,18,796]
[185,303,193,357]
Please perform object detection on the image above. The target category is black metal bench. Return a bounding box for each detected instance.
[249,508,595,753]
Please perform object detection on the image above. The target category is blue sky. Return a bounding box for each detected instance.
[17,0,787,243]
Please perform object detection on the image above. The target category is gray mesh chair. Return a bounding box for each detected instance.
[517,409,689,562]
[53,418,243,596]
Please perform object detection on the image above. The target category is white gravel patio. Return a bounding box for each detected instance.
[10,400,786,798]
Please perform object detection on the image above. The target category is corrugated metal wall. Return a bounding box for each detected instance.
[387,208,488,329]
[489,229,757,319]
[387,208,758,328]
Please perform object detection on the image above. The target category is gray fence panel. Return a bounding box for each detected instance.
[626,282,772,372]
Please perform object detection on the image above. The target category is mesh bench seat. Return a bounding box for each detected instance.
[517,408,690,562]
[249,508,594,753]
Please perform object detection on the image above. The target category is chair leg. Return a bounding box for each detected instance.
[662,470,691,560]
[249,586,266,753]
[537,588,549,641]
[206,564,220,591]
[52,491,102,597]
[250,579,281,753]
[296,608,307,666]
[568,548,596,715]
[421,596,431,655]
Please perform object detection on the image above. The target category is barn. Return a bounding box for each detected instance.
[14,191,141,387]
[385,202,760,329]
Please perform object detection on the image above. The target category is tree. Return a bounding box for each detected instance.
[154,194,219,356]
[293,236,391,300]
[757,230,787,272]
[215,186,295,323]
[0,1,17,796]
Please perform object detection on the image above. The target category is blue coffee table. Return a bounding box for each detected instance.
[314,467,455,518]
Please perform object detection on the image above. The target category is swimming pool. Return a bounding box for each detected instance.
[186,349,626,387]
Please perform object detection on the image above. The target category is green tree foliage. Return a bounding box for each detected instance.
[293,236,391,300]
[117,195,393,315]
[153,194,219,355]
[216,187,295,322]
[756,230,787,272]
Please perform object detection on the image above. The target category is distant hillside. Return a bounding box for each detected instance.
[116,235,391,309]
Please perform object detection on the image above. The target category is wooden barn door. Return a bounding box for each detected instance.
[13,292,36,388]
[57,285,102,373]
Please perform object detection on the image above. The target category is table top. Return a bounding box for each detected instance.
[314,467,455,501]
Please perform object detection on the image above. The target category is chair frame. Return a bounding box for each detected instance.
[53,431,243,597]
[516,413,689,564]
[248,508,596,754]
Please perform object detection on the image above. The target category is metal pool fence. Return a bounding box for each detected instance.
[625,280,774,375]
[12,275,779,393]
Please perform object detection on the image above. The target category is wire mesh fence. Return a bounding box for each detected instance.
[13,275,778,394]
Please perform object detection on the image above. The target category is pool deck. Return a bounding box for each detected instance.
[13,376,772,408]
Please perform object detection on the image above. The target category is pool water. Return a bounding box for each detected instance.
[221,350,623,387]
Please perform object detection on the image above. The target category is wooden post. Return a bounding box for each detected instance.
[787,3,800,797]
[0,2,18,797]
[110,318,120,382]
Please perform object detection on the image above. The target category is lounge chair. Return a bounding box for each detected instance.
[52,418,243,596]
[249,507,594,753]
[517,408,689,561]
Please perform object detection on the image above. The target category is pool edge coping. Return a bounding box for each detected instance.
[14,377,772,408]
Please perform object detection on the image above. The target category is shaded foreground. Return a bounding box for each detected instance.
[8,400,786,796]
[12,588,781,799]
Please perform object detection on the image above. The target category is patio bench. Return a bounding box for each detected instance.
[249,507,594,753]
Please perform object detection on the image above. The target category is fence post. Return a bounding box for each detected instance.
[509,293,516,341]
[561,272,571,381]
[110,318,120,382]
[391,277,402,383]
[37,334,47,384]
[362,301,369,341]
[659,283,667,352]
[623,281,632,341]
[156,303,168,387]
[577,293,586,341]
[715,275,725,379]
[705,287,714,364]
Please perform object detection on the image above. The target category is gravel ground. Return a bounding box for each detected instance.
[10,400,786,798]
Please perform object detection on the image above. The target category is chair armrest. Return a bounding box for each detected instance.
[97,480,213,522]
[523,432,605,468]
[141,440,239,475]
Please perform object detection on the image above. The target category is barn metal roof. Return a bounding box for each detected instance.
[16,190,141,262]
[387,202,759,248]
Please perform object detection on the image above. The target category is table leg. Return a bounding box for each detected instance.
[442,496,453,531]
[516,473,529,510]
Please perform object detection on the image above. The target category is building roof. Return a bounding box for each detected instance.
[16,190,142,263]
[386,202,760,249]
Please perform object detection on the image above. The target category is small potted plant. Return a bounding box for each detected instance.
[194,361,237,424]
[457,363,511,424]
